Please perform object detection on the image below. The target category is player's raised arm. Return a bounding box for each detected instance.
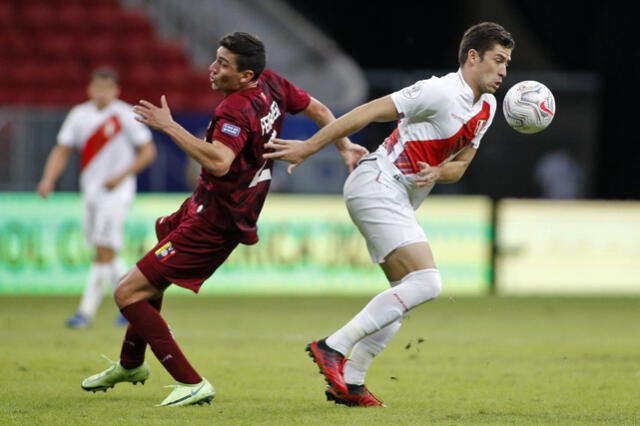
[263,95,399,168]
[297,97,369,172]
[134,95,236,176]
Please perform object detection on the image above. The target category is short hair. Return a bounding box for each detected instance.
[90,67,119,84]
[219,32,266,81]
[458,22,515,67]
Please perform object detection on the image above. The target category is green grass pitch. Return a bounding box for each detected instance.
[0,295,638,425]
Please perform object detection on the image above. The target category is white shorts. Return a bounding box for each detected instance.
[84,198,130,251]
[343,158,427,264]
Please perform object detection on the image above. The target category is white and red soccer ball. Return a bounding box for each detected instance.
[502,81,556,134]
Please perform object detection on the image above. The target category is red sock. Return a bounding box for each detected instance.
[120,299,201,384]
[120,296,163,369]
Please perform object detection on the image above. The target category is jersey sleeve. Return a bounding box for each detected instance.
[119,103,153,146]
[56,106,81,147]
[211,105,250,155]
[268,70,311,114]
[470,96,497,149]
[390,77,446,120]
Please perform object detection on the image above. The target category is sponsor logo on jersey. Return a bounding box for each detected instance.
[155,241,176,262]
[221,122,241,137]
[401,84,422,99]
[260,101,281,135]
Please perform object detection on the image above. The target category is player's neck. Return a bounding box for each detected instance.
[460,68,482,104]
[93,100,113,110]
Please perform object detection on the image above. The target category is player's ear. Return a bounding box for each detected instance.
[468,49,479,65]
[241,70,255,83]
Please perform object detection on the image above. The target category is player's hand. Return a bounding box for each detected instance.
[104,173,126,190]
[37,179,53,199]
[263,138,313,175]
[133,95,174,131]
[415,161,440,187]
[338,143,369,172]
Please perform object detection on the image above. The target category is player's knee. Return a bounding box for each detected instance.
[407,268,442,302]
[113,279,130,308]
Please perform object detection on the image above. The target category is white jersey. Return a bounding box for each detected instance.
[373,69,496,208]
[57,99,152,204]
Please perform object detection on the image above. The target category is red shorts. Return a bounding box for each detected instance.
[137,198,240,293]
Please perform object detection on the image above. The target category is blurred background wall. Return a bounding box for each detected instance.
[2,0,637,199]
[1,0,639,295]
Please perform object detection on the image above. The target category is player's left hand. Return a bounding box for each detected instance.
[104,173,125,190]
[415,161,440,187]
[263,138,313,174]
[339,143,369,172]
[133,95,174,131]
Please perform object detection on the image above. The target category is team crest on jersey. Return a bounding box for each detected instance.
[401,84,422,99]
[155,242,176,262]
[221,122,241,136]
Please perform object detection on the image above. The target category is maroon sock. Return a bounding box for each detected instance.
[120,296,163,369]
[120,299,201,384]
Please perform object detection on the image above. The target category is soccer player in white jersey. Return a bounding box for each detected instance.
[265,22,514,407]
[37,68,157,328]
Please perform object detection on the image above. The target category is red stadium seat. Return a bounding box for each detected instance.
[0,1,14,26]
[55,4,88,32]
[4,1,212,110]
[37,32,75,59]
[153,40,189,67]
[20,1,56,31]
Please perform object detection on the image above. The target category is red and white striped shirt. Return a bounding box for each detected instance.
[371,69,496,208]
[57,99,151,203]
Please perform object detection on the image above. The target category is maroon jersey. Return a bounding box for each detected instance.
[195,69,310,244]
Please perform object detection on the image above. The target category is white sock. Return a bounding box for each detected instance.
[343,279,403,386]
[77,263,111,319]
[326,269,441,356]
[109,257,127,290]
[343,319,402,385]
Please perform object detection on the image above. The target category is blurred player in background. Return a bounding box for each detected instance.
[265,22,515,407]
[80,32,367,407]
[37,67,156,328]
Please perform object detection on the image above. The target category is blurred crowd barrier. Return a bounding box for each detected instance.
[495,199,640,295]
[0,193,492,296]
[2,193,638,296]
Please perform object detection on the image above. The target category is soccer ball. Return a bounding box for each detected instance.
[502,81,555,134]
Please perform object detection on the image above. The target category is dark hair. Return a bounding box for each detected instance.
[458,22,515,67]
[219,32,266,81]
[90,66,119,84]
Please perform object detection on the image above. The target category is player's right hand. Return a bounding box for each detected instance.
[133,95,174,131]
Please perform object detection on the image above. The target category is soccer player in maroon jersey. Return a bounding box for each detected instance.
[80,32,368,406]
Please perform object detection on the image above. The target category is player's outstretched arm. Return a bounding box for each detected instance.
[264,95,399,169]
[134,96,235,176]
[37,144,72,198]
[297,97,368,173]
